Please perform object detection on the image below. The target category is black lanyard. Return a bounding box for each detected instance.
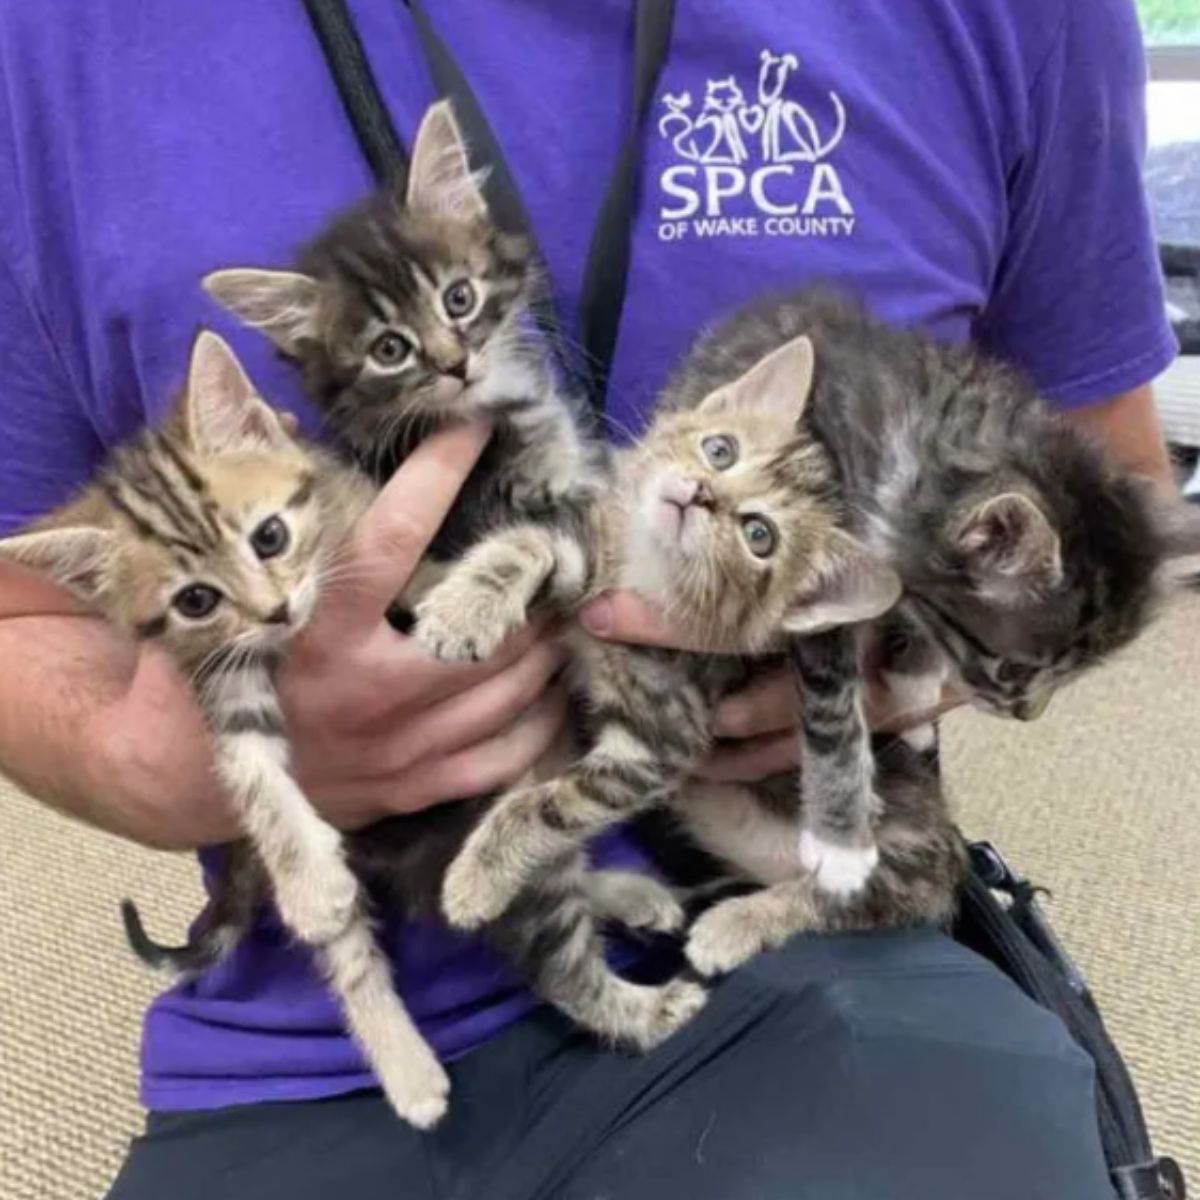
[301,0,676,418]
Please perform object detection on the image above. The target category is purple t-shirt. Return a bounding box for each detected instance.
[0,0,1173,1111]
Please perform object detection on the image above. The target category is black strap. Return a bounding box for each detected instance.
[301,0,408,183]
[577,0,677,411]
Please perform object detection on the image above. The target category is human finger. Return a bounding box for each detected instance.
[578,590,710,651]
[381,681,569,812]
[312,421,492,635]
[713,669,799,739]
[365,634,568,770]
[696,730,800,783]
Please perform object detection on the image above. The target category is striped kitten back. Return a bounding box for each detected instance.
[0,332,450,1129]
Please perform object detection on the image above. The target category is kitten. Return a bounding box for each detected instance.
[656,288,1200,902]
[0,332,452,1129]
[414,337,902,935]
[202,99,600,565]
[129,103,711,1064]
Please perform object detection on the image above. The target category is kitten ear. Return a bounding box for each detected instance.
[955,492,1062,596]
[406,99,489,220]
[782,531,901,635]
[698,336,815,423]
[182,331,293,454]
[0,526,115,606]
[202,268,320,355]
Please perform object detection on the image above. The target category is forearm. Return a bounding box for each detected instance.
[0,608,224,849]
[1065,384,1173,487]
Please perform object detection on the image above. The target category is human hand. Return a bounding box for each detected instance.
[578,590,964,783]
[280,421,568,830]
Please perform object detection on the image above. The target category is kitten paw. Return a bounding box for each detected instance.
[634,979,709,1050]
[413,577,529,663]
[275,842,359,947]
[798,831,879,897]
[686,894,776,977]
[378,1045,451,1131]
[442,839,518,931]
[590,871,685,934]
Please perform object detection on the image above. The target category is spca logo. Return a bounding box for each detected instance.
[655,50,855,243]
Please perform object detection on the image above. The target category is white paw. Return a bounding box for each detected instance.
[685,895,772,978]
[413,581,526,663]
[378,1046,451,1131]
[798,831,878,898]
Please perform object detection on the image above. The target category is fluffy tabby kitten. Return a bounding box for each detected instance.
[414,337,904,938]
[659,288,1200,904]
[0,332,453,1128]
[203,99,599,563]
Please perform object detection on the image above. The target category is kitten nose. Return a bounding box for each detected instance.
[264,603,290,626]
[443,357,468,381]
[692,481,716,510]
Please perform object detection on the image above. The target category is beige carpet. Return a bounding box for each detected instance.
[1,594,1197,1199]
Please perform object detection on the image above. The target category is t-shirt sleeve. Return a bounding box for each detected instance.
[0,256,105,535]
[974,0,1177,409]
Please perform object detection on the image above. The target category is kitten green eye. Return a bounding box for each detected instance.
[702,435,739,471]
[173,584,222,620]
[369,331,413,367]
[740,515,777,559]
[443,279,477,319]
[250,515,290,561]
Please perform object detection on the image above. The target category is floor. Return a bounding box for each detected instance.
[1,593,1196,1199]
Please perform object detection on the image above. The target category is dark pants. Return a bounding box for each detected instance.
[107,928,1112,1200]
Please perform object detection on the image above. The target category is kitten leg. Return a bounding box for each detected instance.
[218,732,450,1127]
[494,860,706,1052]
[317,920,450,1129]
[791,629,880,897]
[217,732,359,946]
[587,869,686,934]
[443,655,710,929]
[414,521,588,662]
[687,737,965,976]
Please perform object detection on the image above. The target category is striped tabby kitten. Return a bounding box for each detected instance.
[657,288,1200,905]
[417,336,903,936]
[203,99,599,566]
[0,332,453,1129]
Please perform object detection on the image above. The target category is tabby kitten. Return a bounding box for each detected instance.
[202,99,600,564]
[0,332,452,1129]
[415,336,902,933]
[657,288,1200,901]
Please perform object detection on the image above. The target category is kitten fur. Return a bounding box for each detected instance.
[203,99,600,561]
[0,332,452,1129]
[656,288,1200,899]
[416,338,919,955]
[132,104,709,1069]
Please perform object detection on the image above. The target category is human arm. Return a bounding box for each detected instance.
[0,423,569,850]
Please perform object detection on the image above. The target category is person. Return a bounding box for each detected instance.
[0,2,1176,1197]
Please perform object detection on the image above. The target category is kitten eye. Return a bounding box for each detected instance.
[443,279,477,319]
[173,584,222,620]
[740,515,777,559]
[250,515,290,561]
[702,435,739,471]
[369,331,413,367]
